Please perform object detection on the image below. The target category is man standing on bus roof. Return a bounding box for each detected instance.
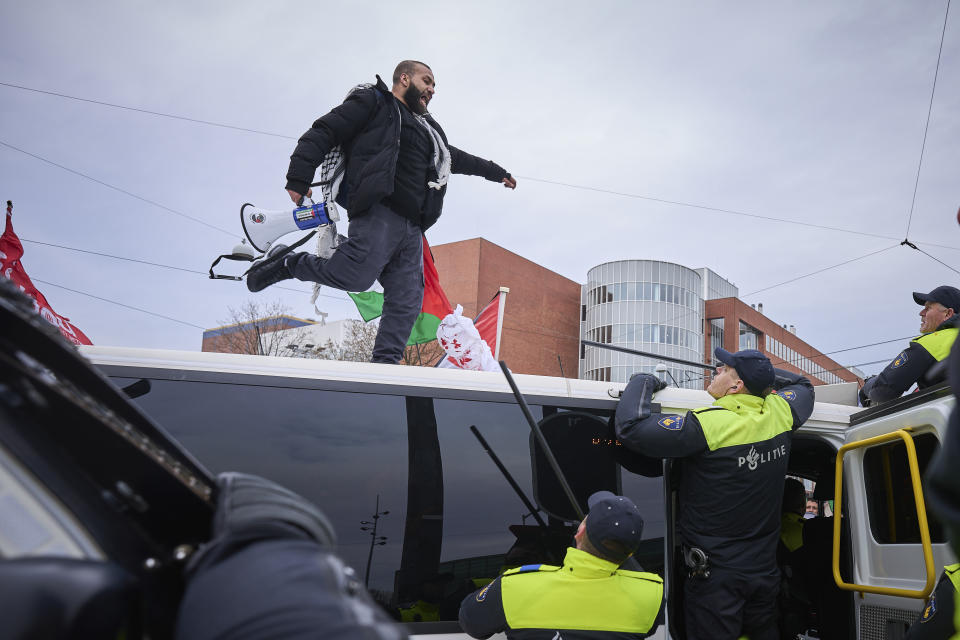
[860,285,960,406]
[245,60,516,364]
[614,348,814,640]
[458,491,664,639]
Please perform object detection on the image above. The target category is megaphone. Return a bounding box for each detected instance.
[240,200,337,254]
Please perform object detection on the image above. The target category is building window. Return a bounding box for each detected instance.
[589,325,612,344]
[709,319,724,360]
[739,321,761,351]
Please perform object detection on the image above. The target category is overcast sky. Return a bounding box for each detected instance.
[2,1,958,377]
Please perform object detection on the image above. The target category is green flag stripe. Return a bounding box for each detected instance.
[407,312,442,345]
[348,291,384,322]
[348,292,442,346]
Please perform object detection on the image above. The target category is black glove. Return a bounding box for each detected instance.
[858,376,876,407]
[212,472,336,546]
[629,372,668,393]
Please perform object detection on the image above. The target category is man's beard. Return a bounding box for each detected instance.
[403,84,428,114]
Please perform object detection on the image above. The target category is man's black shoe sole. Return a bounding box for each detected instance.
[245,245,293,292]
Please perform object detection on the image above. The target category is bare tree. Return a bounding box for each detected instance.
[212,299,314,356]
[402,340,447,367]
[312,320,379,362]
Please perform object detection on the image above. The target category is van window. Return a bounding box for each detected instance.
[112,376,666,624]
[862,432,945,544]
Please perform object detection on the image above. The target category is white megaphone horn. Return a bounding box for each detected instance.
[240,199,338,254]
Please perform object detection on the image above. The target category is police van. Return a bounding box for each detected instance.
[0,286,954,639]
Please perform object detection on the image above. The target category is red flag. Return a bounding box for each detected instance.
[1,202,93,345]
[473,291,502,358]
[436,288,507,371]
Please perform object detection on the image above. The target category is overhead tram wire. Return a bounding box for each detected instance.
[0,81,297,140]
[900,239,960,276]
[904,0,952,239]
[34,278,206,330]
[513,175,959,249]
[19,237,353,302]
[740,244,901,298]
[4,80,960,252]
[0,140,236,238]
[649,242,900,334]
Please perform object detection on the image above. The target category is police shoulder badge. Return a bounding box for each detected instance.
[775,390,797,401]
[475,582,492,602]
[892,351,909,368]
[658,415,684,431]
[919,593,937,622]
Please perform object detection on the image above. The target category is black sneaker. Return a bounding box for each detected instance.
[246,244,293,292]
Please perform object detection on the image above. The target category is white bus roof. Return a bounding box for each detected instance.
[80,345,858,427]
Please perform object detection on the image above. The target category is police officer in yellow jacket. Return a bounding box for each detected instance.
[861,286,960,406]
[904,564,960,640]
[458,491,664,639]
[615,348,814,640]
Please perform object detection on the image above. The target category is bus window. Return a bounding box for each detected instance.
[112,376,667,624]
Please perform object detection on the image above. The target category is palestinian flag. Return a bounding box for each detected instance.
[348,236,453,345]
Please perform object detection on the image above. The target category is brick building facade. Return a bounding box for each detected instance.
[705,297,860,385]
[432,238,581,377]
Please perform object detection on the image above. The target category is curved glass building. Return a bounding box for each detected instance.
[580,260,709,388]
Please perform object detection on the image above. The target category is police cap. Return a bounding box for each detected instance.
[714,347,775,396]
[913,286,960,315]
[585,491,644,564]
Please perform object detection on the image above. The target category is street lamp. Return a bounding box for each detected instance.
[655,363,680,388]
[360,494,389,587]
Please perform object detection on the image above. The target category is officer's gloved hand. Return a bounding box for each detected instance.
[859,376,876,407]
[213,472,337,546]
[629,372,668,394]
[185,472,337,578]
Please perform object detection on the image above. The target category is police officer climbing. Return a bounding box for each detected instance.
[615,348,814,640]
[861,285,960,406]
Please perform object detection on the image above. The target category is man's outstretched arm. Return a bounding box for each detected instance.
[448,146,516,188]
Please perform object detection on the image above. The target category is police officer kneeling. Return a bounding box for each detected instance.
[615,348,814,640]
[458,491,664,639]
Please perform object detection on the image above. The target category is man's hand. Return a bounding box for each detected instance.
[502,174,517,190]
[287,188,313,205]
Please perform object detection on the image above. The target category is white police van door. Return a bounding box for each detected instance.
[835,391,956,639]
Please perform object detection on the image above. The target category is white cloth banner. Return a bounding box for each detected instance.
[437,304,498,372]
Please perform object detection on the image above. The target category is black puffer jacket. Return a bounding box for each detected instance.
[286,76,508,230]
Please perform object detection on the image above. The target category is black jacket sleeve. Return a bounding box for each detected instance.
[772,368,815,428]
[867,341,936,404]
[449,145,509,182]
[903,570,957,640]
[615,374,708,458]
[285,88,380,195]
[458,577,507,639]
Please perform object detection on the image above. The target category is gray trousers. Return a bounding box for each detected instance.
[287,203,423,364]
